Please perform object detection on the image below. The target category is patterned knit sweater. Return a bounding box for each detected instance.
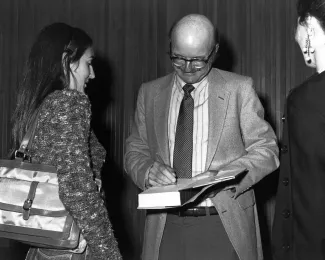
[29,89,122,260]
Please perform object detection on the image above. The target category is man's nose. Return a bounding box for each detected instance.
[183,61,193,72]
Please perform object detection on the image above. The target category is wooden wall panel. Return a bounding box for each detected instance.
[0,0,316,259]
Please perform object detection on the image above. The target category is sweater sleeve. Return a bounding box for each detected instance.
[89,129,106,180]
[36,91,121,260]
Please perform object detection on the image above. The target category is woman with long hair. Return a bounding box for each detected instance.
[11,22,121,260]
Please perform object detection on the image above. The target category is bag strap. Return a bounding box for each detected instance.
[15,110,41,160]
[23,181,39,220]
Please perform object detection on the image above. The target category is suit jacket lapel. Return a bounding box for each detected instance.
[154,74,174,165]
[205,70,230,170]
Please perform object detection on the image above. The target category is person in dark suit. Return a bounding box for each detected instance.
[272,1,325,259]
[124,14,279,260]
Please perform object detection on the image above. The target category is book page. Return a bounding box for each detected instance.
[140,178,193,195]
[181,166,247,190]
[141,166,246,194]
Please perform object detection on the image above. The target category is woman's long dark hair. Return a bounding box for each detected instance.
[297,0,325,29]
[11,23,92,155]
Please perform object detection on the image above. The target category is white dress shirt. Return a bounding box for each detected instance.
[168,75,212,206]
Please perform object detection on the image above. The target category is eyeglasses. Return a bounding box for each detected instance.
[169,46,216,70]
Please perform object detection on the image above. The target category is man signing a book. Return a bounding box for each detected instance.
[124,14,279,260]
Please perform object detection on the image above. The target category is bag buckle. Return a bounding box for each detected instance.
[15,150,31,162]
[23,199,33,220]
[23,199,33,211]
[22,181,38,220]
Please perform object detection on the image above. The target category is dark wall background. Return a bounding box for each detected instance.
[0,0,314,259]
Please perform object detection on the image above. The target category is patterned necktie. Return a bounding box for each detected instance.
[173,84,195,178]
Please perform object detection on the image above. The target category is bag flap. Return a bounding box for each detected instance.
[0,160,58,184]
[0,178,65,212]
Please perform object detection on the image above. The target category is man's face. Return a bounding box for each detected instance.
[170,40,216,84]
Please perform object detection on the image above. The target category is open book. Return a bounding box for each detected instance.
[138,166,247,209]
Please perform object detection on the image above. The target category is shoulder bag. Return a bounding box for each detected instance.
[0,113,84,250]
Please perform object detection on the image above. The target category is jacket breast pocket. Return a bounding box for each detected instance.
[236,189,255,210]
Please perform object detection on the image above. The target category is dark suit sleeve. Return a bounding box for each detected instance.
[223,78,279,197]
[124,85,155,190]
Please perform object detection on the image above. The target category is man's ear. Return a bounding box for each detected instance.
[215,44,220,54]
[211,44,219,62]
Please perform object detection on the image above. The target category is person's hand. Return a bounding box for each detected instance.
[146,161,177,187]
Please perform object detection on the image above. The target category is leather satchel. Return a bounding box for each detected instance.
[0,114,84,250]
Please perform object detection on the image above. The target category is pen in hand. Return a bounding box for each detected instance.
[155,154,177,185]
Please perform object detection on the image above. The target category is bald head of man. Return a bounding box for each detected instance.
[169,14,219,84]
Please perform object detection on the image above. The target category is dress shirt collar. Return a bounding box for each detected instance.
[175,75,208,94]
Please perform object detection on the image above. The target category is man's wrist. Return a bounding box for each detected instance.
[144,164,154,189]
[145,178,151,189]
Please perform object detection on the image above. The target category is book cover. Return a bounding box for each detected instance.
[138,166,247,209]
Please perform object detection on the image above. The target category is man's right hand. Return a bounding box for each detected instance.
[145,161,177,187]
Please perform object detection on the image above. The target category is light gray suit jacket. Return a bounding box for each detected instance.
[124,68,279,260]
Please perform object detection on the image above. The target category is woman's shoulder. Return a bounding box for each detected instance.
[37,89,91,128]
[46,89,90,106]
[42,89,91,115]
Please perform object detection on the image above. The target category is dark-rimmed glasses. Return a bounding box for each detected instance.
[169,46,216,70]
